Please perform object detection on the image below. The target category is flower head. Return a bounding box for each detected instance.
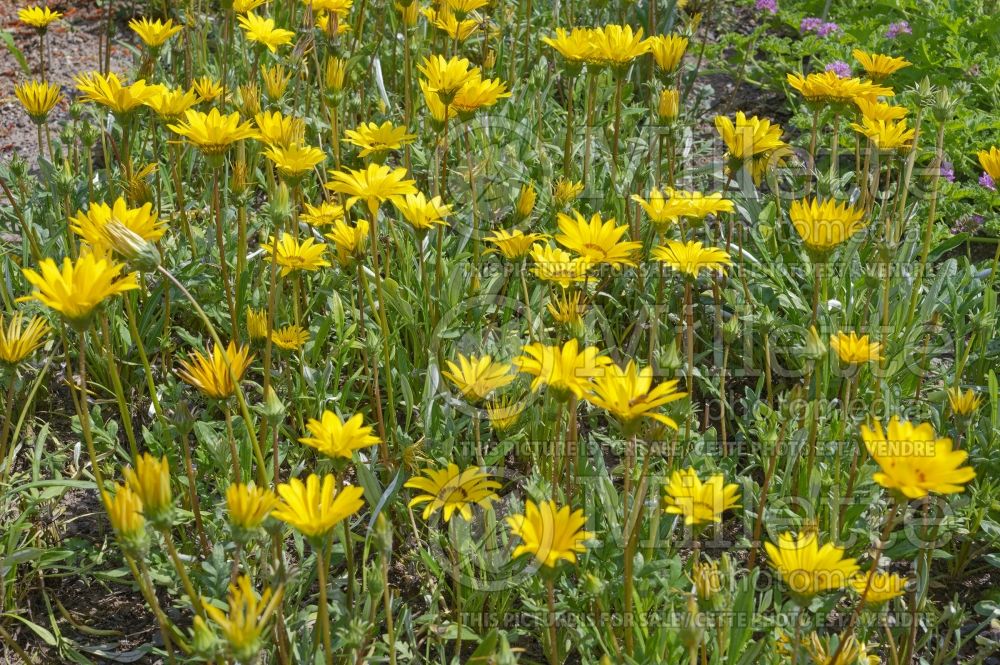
[765,532,859,601]
[442,353,515,402]
[144,86,200,120]
[885,21,911,39]
[555,210,641,268]
[825,60,851,78]
[849,117,914,151]
[789,198,866,253]
[553,177,584,206]
[20,254,139,329]
[259,63,291,100]
[715,111,788,181]
[586,360,686,430]
[423,5,479,42]
[450,75,511,115]
[658,87,680,121]
[529,244,591,288]
[486,394,525,432]
[75,72,164,114]
[507,500,593,568]
[513,339,611,401]
[343,121,417,158]
[299,412,380,459]
[850,570,907,605]
[854,98,908,122]
[649,34,688,73]
[273,474,365,538]
[168,108,258,155]
[786,71,894,106]
[325,219,370,267]
[69,197,166,256]
[129,17,183,47]
[392,192,452,231]
[14,80,62,123]
[547,291,587,328]
[405,463,500,522]
[254,111,304,148]
[246,307,269,340]
[977,146,1000,182]
[632,188,734,227]
[652,240,731,278]
[204,576,283,663]
[862,417,975,498]
[830,331,882,364]
[515,183,536,220]
[177,341,254,400]
[485,229,548,260]
[19,5,62,30]
[263,143,326,180]
[0,312,49,367]
[261,234,331,276]
[947,387,982,417]
[193,76,225,103]
[541,28,595,67]
[270,324,310,350]
[590,24,650,67]
[233,0,267,12]
[301,201,347,227]
[662,467,740,525]
[226,483,279,531]
[852,49,910,82]
[418,54,477,101]
[123,453,172,525]
[107,482,148,553]
[237,11,295,52]
[326,164,417,216]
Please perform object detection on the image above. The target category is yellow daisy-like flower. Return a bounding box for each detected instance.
[789,197,866,253]
[419,79,455,125]
[587,360,686,430]
[324,56,348,92]
[270,324,310,350]
[849,117,915,151]
[443,0,489,14]
[237,11,295,52]
[144,86,200,120]
[541,27,595,66]
[392,192,452,231]
[947,387,982,417]
[0,312,50,367]
[692,558,721,601]
[226,483,279,531]
[648,34,688,73]
[852,49,911,82]
[555,210,641,268]
[418,54,477,101]
[259,63,291,100]
[450,75,511,115]
[553,177,584,206]
[69,197,166,255]
[423,5,479,42]
[75,72,164,115]
[261,234,331,276]
[314,10,353,35]
[515,183,537,220]
[168,108,258,155]
[307,0,354,14]
[107,483,147,550]
[765,532,859,600]
[441,353,515,402]
[342,120,417,158]
[14,80,62,123]
[547,290,587,327]
[326,164,417,216]
[299,412,380,460]
[862,417,976,498]
[177,341,254,400]
[18,5,62,30]
[662,467,740,525]
[263,143,326,180]
[192,76,225,103]
[513,338,611,401]
[325,219,370,267]
[245,307,269,340]
[714,111,787,162]
[129,17,183,47]
[123,453,172,524]
[20,253,139,329]
[632,188,734,227]
[507,500,593,568]
[786,71,894,105]
[486,394,525,432]
[405,463,500,522]
[854,98,908,122]
[203,576,283,663]
[301,201,347,227]
[830,331,882,365]
[254,111,304,148]
[978,146,1000,182]
[485,229,548,260]
[590,24,650,67]
[529,244,592,288]
[233,0,267,12]
[272,473,365,538]
[652,240,731,278]
[850,570,907,605]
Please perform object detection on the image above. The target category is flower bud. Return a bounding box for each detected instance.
[658,88,680,122]
[514,183,536,221]
[105,221,161,271]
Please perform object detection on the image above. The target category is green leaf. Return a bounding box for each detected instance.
[0,31,29,76]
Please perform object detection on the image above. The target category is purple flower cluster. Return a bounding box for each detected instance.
[886,21,911,39]
[939,161,954,183]
[756,0,778,14]
[951,215,984,235]
[825,60,851,78]
[800,17,840,36]
[980,172,996,191]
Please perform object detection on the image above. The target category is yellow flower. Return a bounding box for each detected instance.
[443,0,489,13]
[324,56,348,92]
[69,197,166,255]
[515,183,537,220]
[587,360,686,429]
[850,570,907,605]
[423,5,479,42]
[342,121,417,158]
[314,10,352,35]
[553,177,584,206]
[168,108,258,155]
[397,0,420,26]
[804,632,878,665]
[144,86,200,120]
[442,353,515,402]
[301,201,346,227]
[658,87,680,121]
[204,576,283,663]
[245,307,269,340]
[547,291,586,327]
[226,483,279,531]
[107,483,147,551]
[233,0,267,12]
[507,500,593,568]
[652,240,731,278]
[541,28,596,68]
[273,474,365,538]
[20,254,139,328]
[555,210,640,268]
[405,463,500,522]
[392,192,452,231]
[514,338,611,401]
[852,49,911,82]
[237,11,295,52]
[789,198,866,253]
[123,453,172,525]
[714,111,787,162]
[649,34,688,73]
[633,189,734,228]
[662,467,740,525]
[450,76,511,115]
[0,312,49,367]
[486,394,525,432]
[692,558,721,601]
[978,146,1000,181]
[270,324,310,350]
[947,387,982,417]
[18,5,62,30]
[129,17,183,47]
[300,412,380,459]
[485,229,548,260]
[829,331,882,364]
[787,71,894,105]
[326,164,417,216]
[854,98,908,122]
[849,117,915,151]
[862,417,976,498]
[75,72,164,114]
[177,341,254,400]
[14,80,62,123]
[193,76,224,103]
[260,63,291,100]
[263,143,326,180]
[324,219,370,267]
[307,0,353,14]
[420,79,455,125]
[765,532,859,600]
[254,110,304,148]
[529,244,592,288]
[418,54,477,101]
[590,24,650,67]
[261,234,330,276]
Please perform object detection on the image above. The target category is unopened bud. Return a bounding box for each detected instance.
[105,221,161,271]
